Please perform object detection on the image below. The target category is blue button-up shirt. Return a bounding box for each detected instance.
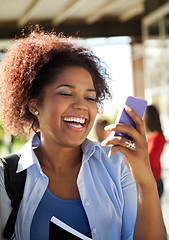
[0,134,137,240]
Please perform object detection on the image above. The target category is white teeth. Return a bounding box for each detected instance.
[63,117,85,124]
[70,123,82,128]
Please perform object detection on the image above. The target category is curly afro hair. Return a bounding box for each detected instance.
[0,27,112,137]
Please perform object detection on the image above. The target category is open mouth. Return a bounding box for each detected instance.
[63,116,87,128]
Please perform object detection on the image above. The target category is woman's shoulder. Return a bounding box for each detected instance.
[82,138,126,171]
[90,141,135,186]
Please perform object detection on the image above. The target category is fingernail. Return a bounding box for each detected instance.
[104,124,116,131]
[125,105,132,111]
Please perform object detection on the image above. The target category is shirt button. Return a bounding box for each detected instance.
[85,201,90,206]
[92,228,97,233]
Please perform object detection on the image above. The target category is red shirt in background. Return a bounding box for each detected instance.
[148,132,166,181]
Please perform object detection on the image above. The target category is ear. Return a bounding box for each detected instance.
[28,98,39,116]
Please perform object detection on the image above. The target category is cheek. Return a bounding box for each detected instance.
[90,106,97,123]
[39,101,63,125]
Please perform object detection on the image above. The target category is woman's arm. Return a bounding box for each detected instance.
[134,180,166,239]
[102,105,167,239]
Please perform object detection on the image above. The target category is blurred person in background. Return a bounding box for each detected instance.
[144,105,166,198]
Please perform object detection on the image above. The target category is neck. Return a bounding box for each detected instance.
[34,137,82,173]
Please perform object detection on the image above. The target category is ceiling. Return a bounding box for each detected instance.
[0,0,145,43]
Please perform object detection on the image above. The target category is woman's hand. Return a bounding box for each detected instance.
[102,105,167,239]
[101,105,154,186]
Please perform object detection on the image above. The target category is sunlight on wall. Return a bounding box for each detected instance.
[82,37,134,141]
[86,36,134,113]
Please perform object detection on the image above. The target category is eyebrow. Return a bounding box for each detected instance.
[56,84,96,93]
[56,84,75,89]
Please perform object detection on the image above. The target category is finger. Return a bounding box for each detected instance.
[104,124,118,131]
[109,145,137,163]
[125,105,146,137]
[104,106,146,140]
[101,136,135,150]
[103,123,141,146]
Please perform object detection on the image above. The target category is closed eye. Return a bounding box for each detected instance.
[85,97,96,102]
[57,93,72,96]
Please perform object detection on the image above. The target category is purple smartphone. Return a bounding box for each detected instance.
[114,96,147,140]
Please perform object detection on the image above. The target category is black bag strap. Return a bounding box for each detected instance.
[1,153,27,240]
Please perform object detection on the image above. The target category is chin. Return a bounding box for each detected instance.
[63,138,85,148]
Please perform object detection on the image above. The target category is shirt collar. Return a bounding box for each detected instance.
[81,138,102,163]
[16,133,41,173]
[17,133,103,173]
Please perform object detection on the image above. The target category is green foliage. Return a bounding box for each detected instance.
[0,123,27,156]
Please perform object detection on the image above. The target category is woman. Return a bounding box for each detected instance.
[0,28,167,240]
[144,105,166,198]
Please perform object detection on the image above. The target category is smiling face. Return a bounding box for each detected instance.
[31,66,97,148]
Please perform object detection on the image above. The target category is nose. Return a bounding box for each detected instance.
[72,98,88,111]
